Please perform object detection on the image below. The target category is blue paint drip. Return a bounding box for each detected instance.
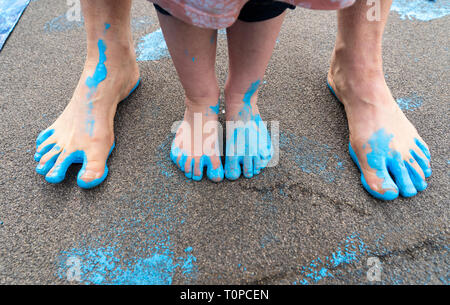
[391,0,450,21]
[84,38,107,137]
[137,28,170,61]
[209,99,220,115]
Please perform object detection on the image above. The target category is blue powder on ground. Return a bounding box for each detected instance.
[0,0,30,51]
[279,131,345,183]
[137,28,170,61]
[392,0,450,21]
[293,234,368,285]
[396,94,423,111]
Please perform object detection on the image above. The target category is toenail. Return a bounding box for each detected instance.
[82,170,99,180]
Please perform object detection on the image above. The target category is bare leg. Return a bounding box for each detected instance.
[157,12,223,182]
[224,13,286,179]
[34,0,140,189]
[328,0,431,200]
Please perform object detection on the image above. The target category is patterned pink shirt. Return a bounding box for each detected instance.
[149,0,356,28]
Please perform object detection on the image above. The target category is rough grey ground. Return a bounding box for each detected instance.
[0,1,448,285]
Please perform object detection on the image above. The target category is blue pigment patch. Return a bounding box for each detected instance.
[0,0,30,51]
[137,28,170,61]
[292,234,367,285]
[279,131,345,183]
[57,183,197,284]
[391,0,450,21]
[84,38,107,136]
[209,99,220,115]
[396,94,423,111]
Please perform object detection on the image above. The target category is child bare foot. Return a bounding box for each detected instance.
[34,0,140,189]
[224,80,273,180]
[170,98,224,182]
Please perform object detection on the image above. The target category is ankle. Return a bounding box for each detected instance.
[184,91,220,114]
[86,38,135,65]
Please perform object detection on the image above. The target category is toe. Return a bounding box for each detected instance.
[349,143,398,200]
[77,157,108,189]
[178,153,188,172]
[184,157,194,179]
[34,142,56,162]
[76,145,114,189]
[404,159,427,192]
[205,156,224,182]
[387,154,417,197]
[192,156,205,181]
[253,156,261,175]
[225,156,242,180]
[45,150,79,184]
[361,167,399,201]
[410,148,431,178]
[36,129,54,148]
[36,147,61,176]
[414,138,431,161]
[243,156,254,178]
[170,140,182,166]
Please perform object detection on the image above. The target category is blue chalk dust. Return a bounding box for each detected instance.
[0,0,30,51]
[391,0,450,21]
[137,28,170,61]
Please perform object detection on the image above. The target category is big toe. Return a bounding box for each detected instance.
[225,156,242,180]
[205,156,224,182]
[361,169,399,201]
[77,159,109,189]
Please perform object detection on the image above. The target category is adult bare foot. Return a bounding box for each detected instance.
[328,52,431,200]
[34,2,140,189]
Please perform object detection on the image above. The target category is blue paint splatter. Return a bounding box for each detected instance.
[137,28,170,61]
[209,99,220,115]
[293,234,367,284]
[57,182,197,284]
[392,0,450,21]
[396,94,423,111]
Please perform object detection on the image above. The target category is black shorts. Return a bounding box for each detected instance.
[154,0,295,23]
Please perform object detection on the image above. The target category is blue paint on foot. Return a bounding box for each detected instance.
[225,81,273,180]
[34,80,140,189]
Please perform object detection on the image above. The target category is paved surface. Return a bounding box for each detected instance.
[0,1,448,285]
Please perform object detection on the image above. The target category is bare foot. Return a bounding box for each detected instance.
[170,97,224,182]
[328,55,431,200]
[224,80,273,180]
[34,26,140,189]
